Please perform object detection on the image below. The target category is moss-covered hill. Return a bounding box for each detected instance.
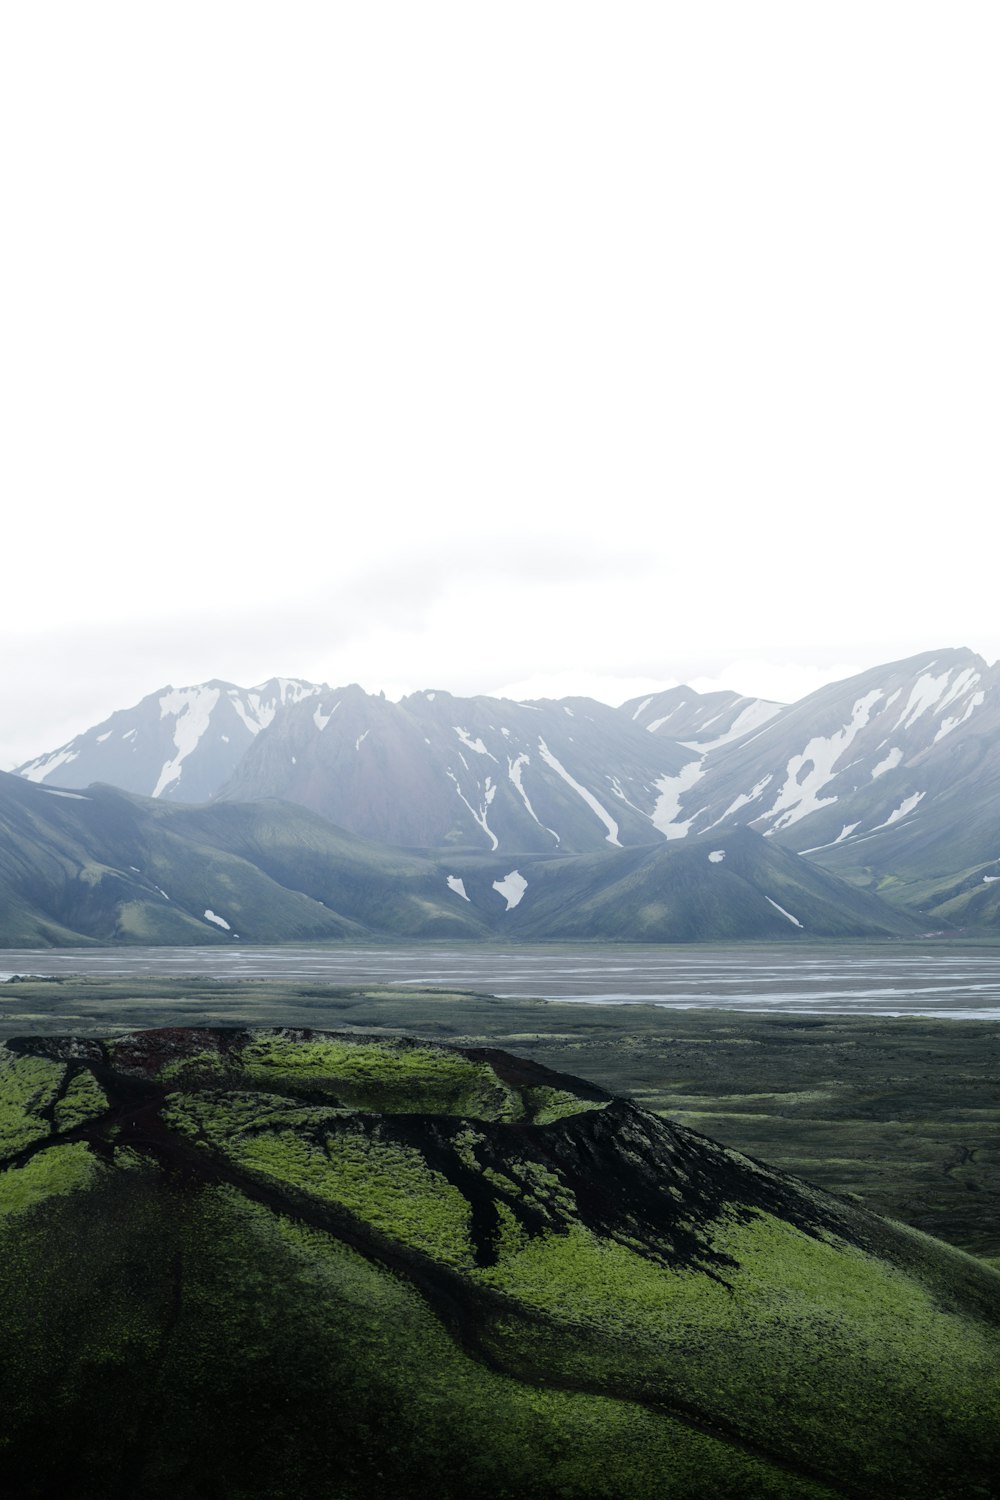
[1,1028,998,1500]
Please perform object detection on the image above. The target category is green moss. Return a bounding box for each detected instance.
[523,1084,607,1125]
[0,1025,996,1497]
[235,1035,525,1120]
[163,1088,352,1144]
[53,1069,109,1133]
[475,1209,1000,1494]
[159,1050,231,1086]
[0,1052,65,1160]
[0,1142,99,1217]
[452,1123,485,1169]
[503,1157,579,1217]
[233,1121,474,1268]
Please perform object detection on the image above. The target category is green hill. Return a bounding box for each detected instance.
[1,1027,997,1498]
[0,772,920,946]
[445,826,920,939]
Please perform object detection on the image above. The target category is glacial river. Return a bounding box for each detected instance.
[3,943,1000,1019]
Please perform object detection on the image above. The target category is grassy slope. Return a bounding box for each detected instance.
[0,1028,998,1499]
[0,772,922,946]
[3,975,996,1263]
[445,828,921,940]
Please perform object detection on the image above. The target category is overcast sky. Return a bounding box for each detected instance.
[2,4,998,769]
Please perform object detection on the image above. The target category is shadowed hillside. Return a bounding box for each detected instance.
[1,1027,997,1498]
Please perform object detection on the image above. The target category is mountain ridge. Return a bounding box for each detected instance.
[11,646,1000,923]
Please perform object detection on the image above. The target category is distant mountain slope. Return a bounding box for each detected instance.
[622,683,784,748]
[442,826,921,941]
[1,1027,997,1498]
[13,647,1000,895]
[0,772,916,946]
[16,678,324,803]
[649,650,997,866]
[0,773,484,946]
[216,685,696,852]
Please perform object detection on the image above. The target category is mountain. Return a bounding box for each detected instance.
[13,648,1000,907]
[16,677,324,803]
[216,684,696,852]
[441,825,920,940]
[647,649,999,875]
[0,771,917,946]
[1,1026,997,1498]
[622,683,785,748]
[0,772,485,946]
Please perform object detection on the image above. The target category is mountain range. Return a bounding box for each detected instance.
[7,644,1000,941]
[0,772,917,946]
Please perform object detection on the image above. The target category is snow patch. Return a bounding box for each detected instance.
[799,823,861,855]
[708,850,725,863]
[871,747,903,779]
[96,731,112,743]
[934,691,985,742]
[507,753,560,844]
[607,775,644,814]
[454,726,497,761]
[313,701,340,732]
[895,671,953,732]
[687,699,784,754]
[764,691,882,832]
[203,909,231,931]
[41,789,89,800]
[446,770,499,850]
[650,758,704,839]
[983,876,1000,884]
[229,680,317,737]
[356,730,369,750]
[446,875,470,901]
[699,775,773,833]
[766,897,803,928]
[935,666,980,714]
[631,696,652,721]
[537,739,621,846]
[19,746,79,784]
[492,870,528,911]
[870,791,925,831]
[153,687,221,797]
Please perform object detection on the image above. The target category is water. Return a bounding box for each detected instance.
[3,942,1000,1018]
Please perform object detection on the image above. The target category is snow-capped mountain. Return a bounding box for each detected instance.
[216,686,695,852]
[647,649,997,876]
[622,684,784,749]
[16,678,324,804]
[14,648,1000,903]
